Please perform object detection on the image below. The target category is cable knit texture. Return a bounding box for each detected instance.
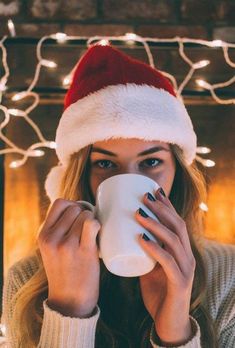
[39,301,100,347]
[1,238,235,347]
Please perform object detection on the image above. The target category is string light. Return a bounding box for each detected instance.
[0,36,9,103]
[33,150,45,157]
[196,146,211,154]
[177,43,211,95]
[7,19,16,37]
[211,40,223,47]
[0,29,61,168]
[7,141,57,168]
[8,108,26,117]
[125,33,139,45]
[98,39,110,46]
[48,141,57,149]
[199,202,209,212]
[51,32,68,43]
[12,91,27,101]
[196,76,235,104]
[196,79,211,89]
[41,59,57,68]
[63,74,72,86]
[9,160,21,168]
[193,60,210,69]
[63,60,80,87]
[196,156,216,167]
[204,159,216,167]
[0,30,234,168]
[223,46,235,68]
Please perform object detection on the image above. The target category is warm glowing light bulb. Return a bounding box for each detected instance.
[199,202,209,212]
[98,39,110,46]
[193,60,210,69]
[204,159,216,167]
[125,33,137,40]
[49,141,57,149]
[196,79,211,89]
[9,161,20,168]
[12,92,27,101]
[33,150,45,157]
[8,19,16,37]
[63,74,72,86]
[41,59,57,68]
[52,32,67,43]
[8,108,25,116]
[197,147,211,154]
[125,32,138,45]
[211,40,223,47]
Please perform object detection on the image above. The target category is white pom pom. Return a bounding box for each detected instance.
[44,164,66,203]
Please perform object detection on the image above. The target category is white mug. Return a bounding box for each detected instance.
[77,173,162,277]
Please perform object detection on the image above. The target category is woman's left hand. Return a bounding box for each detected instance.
[135,188,196,346]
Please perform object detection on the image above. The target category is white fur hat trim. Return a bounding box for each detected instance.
[44,164,66,202]
[56,84,196,166]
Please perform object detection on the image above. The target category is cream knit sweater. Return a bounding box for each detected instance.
[1,238,235,348]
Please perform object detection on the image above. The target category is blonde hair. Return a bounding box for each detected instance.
[10,144,218,347]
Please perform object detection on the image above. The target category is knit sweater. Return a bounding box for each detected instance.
[1,238,235,348]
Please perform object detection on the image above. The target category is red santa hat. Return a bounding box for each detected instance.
[45,43,197,202]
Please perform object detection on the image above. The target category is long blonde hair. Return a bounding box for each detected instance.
[10,144,218,347]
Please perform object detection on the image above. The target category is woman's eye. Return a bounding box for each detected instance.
[141,158,162,168]
[93,160,115,169]
[92,158,162,170]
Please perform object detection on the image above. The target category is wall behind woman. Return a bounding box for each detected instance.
[1,0,235,275]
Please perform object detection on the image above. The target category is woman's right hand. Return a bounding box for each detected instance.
[38,198,101,318]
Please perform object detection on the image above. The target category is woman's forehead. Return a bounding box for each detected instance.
[92,138,170,150]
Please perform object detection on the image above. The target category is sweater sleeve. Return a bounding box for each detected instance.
[202,240,235,348]
[38,300,100,348]
[1,260,29,347]
[1,257,100,348]
[149,315,201,348]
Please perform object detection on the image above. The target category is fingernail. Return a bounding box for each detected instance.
[138,208,149,218]
[147,192,156,202]
[159,187,166,197]
[142,233,150,241]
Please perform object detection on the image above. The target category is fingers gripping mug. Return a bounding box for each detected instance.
[77,173,162,277]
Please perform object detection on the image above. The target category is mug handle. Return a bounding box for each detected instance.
[76,200,102,259]
[76,200,96,213]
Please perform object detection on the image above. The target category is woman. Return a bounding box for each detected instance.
[1,44,235,348]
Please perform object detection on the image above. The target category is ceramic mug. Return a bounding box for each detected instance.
[77,173,162,277]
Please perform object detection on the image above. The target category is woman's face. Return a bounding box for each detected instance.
[89,138,176,198]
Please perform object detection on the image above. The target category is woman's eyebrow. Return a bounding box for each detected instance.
[91,146,170,157]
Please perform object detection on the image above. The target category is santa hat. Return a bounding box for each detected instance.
[45,43,197,202]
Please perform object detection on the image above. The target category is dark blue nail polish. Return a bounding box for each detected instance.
[147,192,156,202]
[138,208,149,218]
[159,187,166,197]
[142,233,150,241]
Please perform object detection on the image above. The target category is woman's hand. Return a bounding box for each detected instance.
[38,198,101,318]
[135,188,196,346]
